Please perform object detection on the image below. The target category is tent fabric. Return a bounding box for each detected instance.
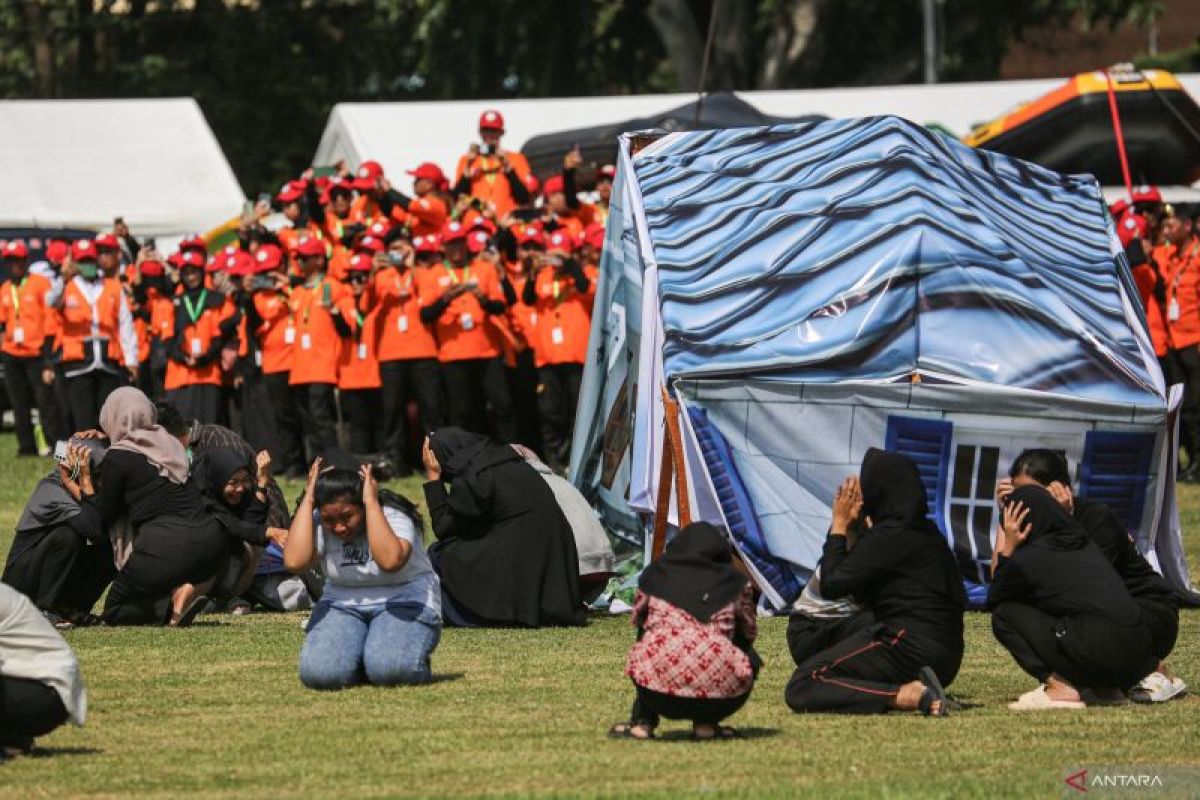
[0,98,244,237]
[570,116,1195,610]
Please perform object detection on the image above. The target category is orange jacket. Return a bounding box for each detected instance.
[57,278,127,366]
[252,290,295,375]
[527,264,597,366]
[396,194,449,237]
[454,151,532,219]
[1151,239,1200,353]
[163,291,237,389]
[0,273,54,358]
[349,195,387,227]
[372,266,439,361]
[418,259,506,362]
[338,307,382,390]
[288,276,357,385]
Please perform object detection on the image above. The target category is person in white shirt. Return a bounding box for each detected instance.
[284,458,441,690]
[0,582,87,755]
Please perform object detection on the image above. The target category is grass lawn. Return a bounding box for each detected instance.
[0,435,1197,799]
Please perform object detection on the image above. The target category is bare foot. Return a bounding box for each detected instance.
[608,722,654,740]
[892,680,941,714]
[1044,674,1083,703]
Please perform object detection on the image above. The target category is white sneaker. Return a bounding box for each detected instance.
[1131,672,1188,703]
[1008,684,1085,710]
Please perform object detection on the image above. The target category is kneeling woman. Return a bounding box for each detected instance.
[285,460,441,689]
[421,428,585,627]
[989,485,1157,709]
[83,388,227,626]
[784,449,966,716]
[610,522,759,741]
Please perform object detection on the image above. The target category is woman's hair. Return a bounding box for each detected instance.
[312,467,423,534]
[1009,449,1071,487]
[154,399,192,438]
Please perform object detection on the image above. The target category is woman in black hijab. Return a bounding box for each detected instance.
[421,427,584,627]
[611,522,759,741]
[989,484,1157,709]
[785,448,965,716]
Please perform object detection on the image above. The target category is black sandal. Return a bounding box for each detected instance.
[172,596,211,628]
[692,724,740,740]
[607,722,655,740]
[917,666,949,717]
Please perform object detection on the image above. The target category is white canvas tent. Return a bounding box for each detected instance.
[313,74,1200,194]
[0,98,244,238]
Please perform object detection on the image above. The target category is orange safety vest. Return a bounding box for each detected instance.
[453,151,532,219]
[417,259,505,363]
[253,290,294,375]
[373,266,439,362]
[338,307,382,390]
[288,277,357,385]
[164,291,235,389]
[528,265,597,367]
[58,278,125,365]
[0,273,54,358]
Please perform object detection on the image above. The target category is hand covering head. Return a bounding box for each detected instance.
[859,448,938,535]
[99,387,189,484]
[16,438,109,534]
[427,427,518,481]
[637,521,749,622]
[1007,484,1089,551]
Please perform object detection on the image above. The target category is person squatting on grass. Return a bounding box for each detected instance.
[609,522,760,741]
[988,485,1159,710]
[998,449,1187,704]
[784,449,966,717]
[0,582,87,756]
[285,458,441,690]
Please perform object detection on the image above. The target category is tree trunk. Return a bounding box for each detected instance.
[711,0,752,90]
[648,0,703,92]
[759,0,822,89]
[20,0,55,97]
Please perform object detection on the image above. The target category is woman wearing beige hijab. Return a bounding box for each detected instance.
[78,387,226,625]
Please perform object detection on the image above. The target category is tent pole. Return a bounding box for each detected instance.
[693,0,721,126]
[1103,68,1135,201]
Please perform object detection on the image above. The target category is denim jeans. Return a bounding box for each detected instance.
[299,599,441,690]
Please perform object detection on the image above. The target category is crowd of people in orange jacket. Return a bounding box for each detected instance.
[1117,187,1200,480]
[0,109,610,477]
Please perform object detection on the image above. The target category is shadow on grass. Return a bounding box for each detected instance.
[27,746,104,758]
[428,672,465,685]
[655,727,779,742]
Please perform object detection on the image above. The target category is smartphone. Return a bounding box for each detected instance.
[249,275,277,291]
[53,439,69,464]
[481,143,495,156]
[311,166,338,179]
[144,237,156,250]
[256,192,272,207]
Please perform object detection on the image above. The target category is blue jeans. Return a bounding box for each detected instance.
[299,600,441,690]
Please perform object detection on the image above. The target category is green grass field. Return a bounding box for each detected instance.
[0,435,1197,799]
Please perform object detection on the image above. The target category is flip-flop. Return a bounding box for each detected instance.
[918,666,950,717]
[691,725,741,741]
[1007,685,1085,710]
[607,722,655,740]
[173,596,211,628]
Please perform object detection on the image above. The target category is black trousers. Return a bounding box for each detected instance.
[441,357,515,441]
[380,358,445,470]
[1138,598,1179,661]
[509,351,543,454]
[2,353,58,453]
[1,527,115,617]
[291,382,338,464]
[991,602,1158,689]
[262,371,304,473]
[340,388,385,455]
[630,683,752,727]
[537,362,583,467]
[786,610,877,667]
[1160,347,1200,461]
[166,383,222,425]
[62,369,125,433]
[237,369,274,455]
[0,677,68,748]
[785,622,962,714]
[102,516,226,626]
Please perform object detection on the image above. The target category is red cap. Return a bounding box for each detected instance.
[478,109,505,131]
[178,250,206,271]
[353,160,384,191]
[355,235,384,254]
[469,216,497,235]
[367,220,392,239]
[322,177,355,204]
[276,179,307,204]
[440,220,468,244]
[347,253,373,273]
[407,162,445,182]
[514,224,545,247]
[1109,199,1130,218]
[584,223,605,251]
[523,173,541,195]
[543,175,565,197]
[45,240,68,265]
[166,252,183,268]
[467,229,491,254]
[139,259,165,278]
[94,232,119,251]
[1117,211,1149,248]
[252,244,283,273]
[179,234,207,254]
[293,234,326,258]
[71,240,98,262]
[598,164,616,181]
[2,240,28,259]
[546,229,575,255]
[1131,185,1162,205]
[413,234,442,255]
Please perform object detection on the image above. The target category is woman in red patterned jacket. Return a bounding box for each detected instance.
[609,522,760,741]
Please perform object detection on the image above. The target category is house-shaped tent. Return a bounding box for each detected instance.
[569,115,1196,609]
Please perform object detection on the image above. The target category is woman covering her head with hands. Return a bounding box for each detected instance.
[784,448,965,716]
[284,458,441,690]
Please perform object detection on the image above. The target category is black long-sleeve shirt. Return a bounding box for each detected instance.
[84,449,207,528]
[1073,499,1179,608]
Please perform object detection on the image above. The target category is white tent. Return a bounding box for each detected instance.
[314,74,1200,188]
[0,98,244,238]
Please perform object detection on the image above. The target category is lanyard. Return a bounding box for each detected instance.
[444,263,472,285]
[1169,241,1200,293]
[295,276,328,325]
[9,277,25,316]
[182,289,207,325]
[397,271,412,294]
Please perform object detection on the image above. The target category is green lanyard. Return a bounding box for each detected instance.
[182,289,208,325]
[9,277,25,317]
